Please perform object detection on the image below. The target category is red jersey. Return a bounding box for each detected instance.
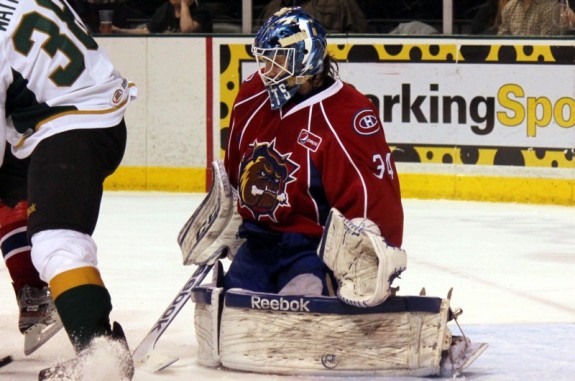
[225,73,404,247]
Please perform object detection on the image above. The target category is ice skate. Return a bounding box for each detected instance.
[17,285,57,333]
[440,335,488,377]
[17,284,63,355]
[39,322,134,381]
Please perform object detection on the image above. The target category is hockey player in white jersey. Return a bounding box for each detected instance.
[0,0,137,379]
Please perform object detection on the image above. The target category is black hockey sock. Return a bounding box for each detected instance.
[54,284,113,352]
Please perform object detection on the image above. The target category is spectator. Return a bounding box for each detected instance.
[259,0,368,33]
[557,1,575,30]
[389,20,440,34]
[69,0,149,33]
[471,0,508,35]
[130,0,166,17]
[114,0,213,34]
[498,0,560,35]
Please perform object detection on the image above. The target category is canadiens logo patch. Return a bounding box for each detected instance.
[112,89,123,104]
[353,109,381,135]
[297,130,322,152]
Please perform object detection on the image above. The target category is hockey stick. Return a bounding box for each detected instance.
[0,356,13,368]
[131,247,227,369]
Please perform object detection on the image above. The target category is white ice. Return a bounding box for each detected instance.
[1,192,574,380]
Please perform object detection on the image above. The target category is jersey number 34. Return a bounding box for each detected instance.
[373,152,394,180]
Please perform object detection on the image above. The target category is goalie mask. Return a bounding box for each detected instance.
[252,7,327,110]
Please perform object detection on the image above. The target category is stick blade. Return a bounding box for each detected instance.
[136,351,179,373]
[0,356,13,368]
[131,261,220,365]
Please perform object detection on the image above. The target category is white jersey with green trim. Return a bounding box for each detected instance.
[0,0,137,163]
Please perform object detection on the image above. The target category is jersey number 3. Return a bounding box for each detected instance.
[12,0,97,87]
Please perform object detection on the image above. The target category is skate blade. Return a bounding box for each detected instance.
[441,342,488,377]
[459,342,488,370]
[24,316,64,355]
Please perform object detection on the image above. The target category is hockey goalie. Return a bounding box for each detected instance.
[179,6,487,377]
[180,161,486,377]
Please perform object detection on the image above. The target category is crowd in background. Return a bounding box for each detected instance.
[71,0,575,36]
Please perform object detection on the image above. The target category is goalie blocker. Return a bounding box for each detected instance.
[178,160,244,265]
[192,277,487,377]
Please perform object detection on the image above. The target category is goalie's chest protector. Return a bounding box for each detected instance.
[227,75,404,246]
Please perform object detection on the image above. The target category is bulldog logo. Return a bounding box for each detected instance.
[239,140,299,221]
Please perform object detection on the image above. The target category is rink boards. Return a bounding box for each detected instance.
[96,36,575,205]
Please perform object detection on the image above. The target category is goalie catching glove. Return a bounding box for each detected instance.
[318,208,407,307]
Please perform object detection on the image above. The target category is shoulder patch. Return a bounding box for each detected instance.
[353,109,381,136]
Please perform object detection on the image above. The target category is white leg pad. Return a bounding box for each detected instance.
[217,289,451,376]
[31,229,98,283]
[193,286,223,367]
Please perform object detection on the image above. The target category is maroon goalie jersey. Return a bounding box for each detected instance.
[225,73,404,247]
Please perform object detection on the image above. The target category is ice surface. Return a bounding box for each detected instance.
[1,192,574,380]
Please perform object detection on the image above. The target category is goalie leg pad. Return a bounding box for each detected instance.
[192,285,224,367]
[218,289,450,376]
[318,208,407,307]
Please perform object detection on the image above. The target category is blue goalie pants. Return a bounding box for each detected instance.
[223,222,334,295]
